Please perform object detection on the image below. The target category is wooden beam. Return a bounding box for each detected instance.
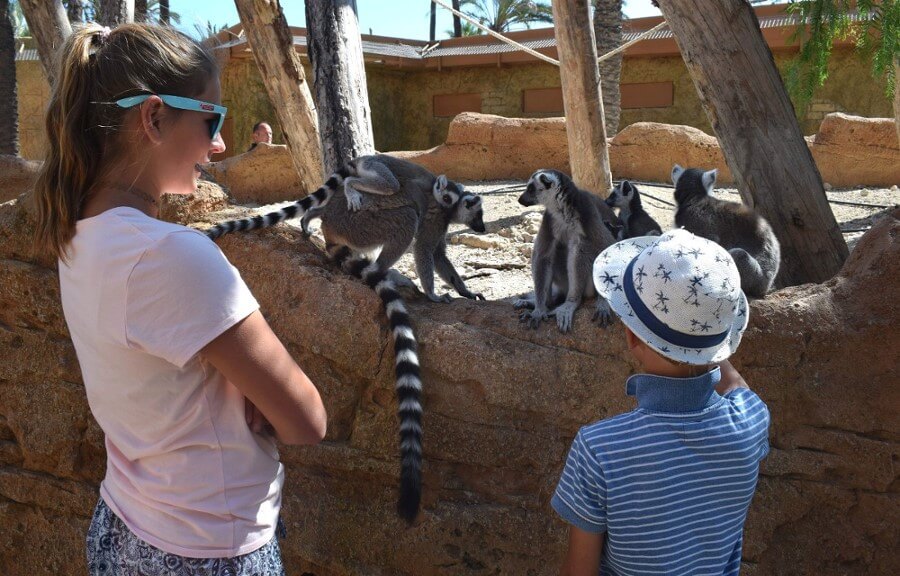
[18,0,71,85]
[551,0,612,196]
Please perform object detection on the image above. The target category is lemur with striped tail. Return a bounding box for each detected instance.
[671,164,781,298]
[204,155,485,522]
[515,169,618,333]
[604,180,662,239]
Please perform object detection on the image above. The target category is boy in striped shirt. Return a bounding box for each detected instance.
[552,230,770,576]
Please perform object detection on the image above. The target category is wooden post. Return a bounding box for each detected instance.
[894,56,899,147]
[655,0,847,287]
[593,0,623,135]
[551,0,612,196]
[305,0,375,172]
[18,0,71,85]
[234,0,324,193]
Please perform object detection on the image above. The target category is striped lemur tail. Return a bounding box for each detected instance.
[205,167,351,240]
[329,247,423,523]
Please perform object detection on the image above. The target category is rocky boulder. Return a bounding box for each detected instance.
[0,156,40,204]
[0,188,897,575]
[810,113,900,188]
[201,143,305,204]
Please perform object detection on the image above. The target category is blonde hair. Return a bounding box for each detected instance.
[32,23,218,261]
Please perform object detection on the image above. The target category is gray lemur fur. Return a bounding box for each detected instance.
[605,180,662,239]
[671,164,781,298]
[303,156,486,303]
[514,169,617,333]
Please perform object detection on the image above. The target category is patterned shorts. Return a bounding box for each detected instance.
[86,498,286,576]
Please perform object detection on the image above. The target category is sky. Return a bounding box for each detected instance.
[171,0,668,41]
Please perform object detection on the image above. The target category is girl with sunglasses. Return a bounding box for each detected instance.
[31,23,327,575]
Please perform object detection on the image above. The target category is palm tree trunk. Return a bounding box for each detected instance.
[134,0,147,22]
[66,0,86,23]
[98,0,134,26]
[306,0,375,172]
[655,0,847,287]
[452,0,462,37]
[17,0,71,85]
[430,1,437,42]
[0,0,19,156]
[593,0,622,135]
[160,0,170,25]
[234,0,324,191]
[551,0,613,196]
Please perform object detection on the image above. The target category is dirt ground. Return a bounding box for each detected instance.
[274,180,899,303]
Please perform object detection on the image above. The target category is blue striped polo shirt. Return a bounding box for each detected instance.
[552,367,770,575]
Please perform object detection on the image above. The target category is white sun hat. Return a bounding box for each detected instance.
[593,229,749,365]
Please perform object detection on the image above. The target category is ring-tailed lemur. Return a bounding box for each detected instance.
[204,155,485,522]
[605,180,663,239]
[514,169,617,333]
[671,164,781,298]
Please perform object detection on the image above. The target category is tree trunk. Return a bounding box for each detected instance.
[551,0,612,196]
[234,0,324,191]
[98,0,134,26]
[593,0,622,135]
[655,0,847,287]
[0,0,19,156]
[430,1,437,42]
[134,0,147,22]
[159,0,170,24]
[452,0,462,37]
[18,0,71,85]
[305,0,375,173]
[66,0,86,23]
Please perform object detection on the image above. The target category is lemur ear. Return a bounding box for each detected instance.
[434,174,448,192]
[671,164,685,185]
[701,169,718,191]
[622,180,634,194]
[538,173,552,188]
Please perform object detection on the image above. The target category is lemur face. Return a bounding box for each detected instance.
[433,174,461,208]
[672,164,718,204]
[452,193,486,233]
[605,180,635,208]
[519,170,559,207]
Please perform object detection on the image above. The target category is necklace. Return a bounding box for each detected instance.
[128,187,158,206]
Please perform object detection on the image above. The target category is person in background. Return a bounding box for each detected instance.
[248,120,273,152]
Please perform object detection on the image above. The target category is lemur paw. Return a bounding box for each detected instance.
[513,297,535,310]
[464,292,486,301]
[427,292,453,303]
[346,190,363,212]
[519,308,547,329]
[591,300,615,327]
[550,302,578,333]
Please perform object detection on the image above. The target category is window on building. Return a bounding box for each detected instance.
[621,82,674,109]
[433,93,482,117]
[522,87,564,114]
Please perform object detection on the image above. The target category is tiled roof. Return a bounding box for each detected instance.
[15,48,39,61]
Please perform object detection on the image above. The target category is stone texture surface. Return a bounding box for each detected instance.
[0,155,40,203]
[200,143,306,204]
[0,188,897,575]
[810,113,900,188]
[391,112,898,188]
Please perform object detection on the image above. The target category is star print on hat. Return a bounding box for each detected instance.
[593,228,749,365]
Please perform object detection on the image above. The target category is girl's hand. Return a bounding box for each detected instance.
[245,397,275,437]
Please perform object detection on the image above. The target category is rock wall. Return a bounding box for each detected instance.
[391,112,899,189]
[201,143,304,205]
[0,191,897,575]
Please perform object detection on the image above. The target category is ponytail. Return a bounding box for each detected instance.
[31,23,217,261]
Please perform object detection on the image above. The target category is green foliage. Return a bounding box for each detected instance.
[458,0,553,33]
[445,21,481,37]
[786,0,898,113]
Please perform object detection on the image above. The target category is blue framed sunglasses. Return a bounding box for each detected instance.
[115,94,227,140]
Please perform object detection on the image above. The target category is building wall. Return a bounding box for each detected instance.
[15,61,50,161]
[15,46,894,161]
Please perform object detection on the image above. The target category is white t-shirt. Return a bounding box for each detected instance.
[59,207,283,558]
